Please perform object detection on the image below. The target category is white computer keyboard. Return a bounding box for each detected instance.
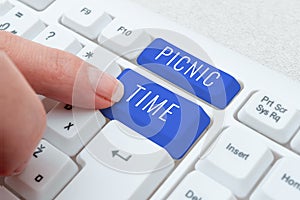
[1,0,300,199]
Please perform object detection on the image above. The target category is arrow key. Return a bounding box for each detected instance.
[56,120,174,199]
[83,120,174,173]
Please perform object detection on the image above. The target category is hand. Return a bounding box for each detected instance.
[0,32,124,176]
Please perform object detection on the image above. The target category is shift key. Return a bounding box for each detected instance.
[101,69,210,159]
[137,38,241,109]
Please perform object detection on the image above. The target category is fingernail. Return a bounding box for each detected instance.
[87,66,124,102]
[111,80,124,102]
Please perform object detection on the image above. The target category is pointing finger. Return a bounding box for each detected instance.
[0,31,124,109]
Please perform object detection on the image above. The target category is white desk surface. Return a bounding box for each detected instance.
[131,0,300,82]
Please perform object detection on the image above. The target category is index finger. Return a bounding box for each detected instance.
[0,31,124,109]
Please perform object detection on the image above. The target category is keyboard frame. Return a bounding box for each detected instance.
[4,0,300,199]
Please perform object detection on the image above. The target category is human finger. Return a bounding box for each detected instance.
[0,31,124,109]
[0,51,46,176]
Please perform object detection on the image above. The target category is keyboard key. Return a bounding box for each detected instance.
[291,130,300,154]
[43,103,105,156]
[0,0,13,16]
[195,125,274,198]
[0,186,19,200]
[137,38,241,109]
[33,25,82,54]
[0,7,46,39]
[38,95,59,113]
[101,69,211,159]
[238,91,299,143]
[250,157,300,200]
[168,171,236,200]
[5,140,78,200]
[98,18,152,60]
[76,43,122,77]
[56,120,174,199]
[19,0,55,11]
[61,2,112,40]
